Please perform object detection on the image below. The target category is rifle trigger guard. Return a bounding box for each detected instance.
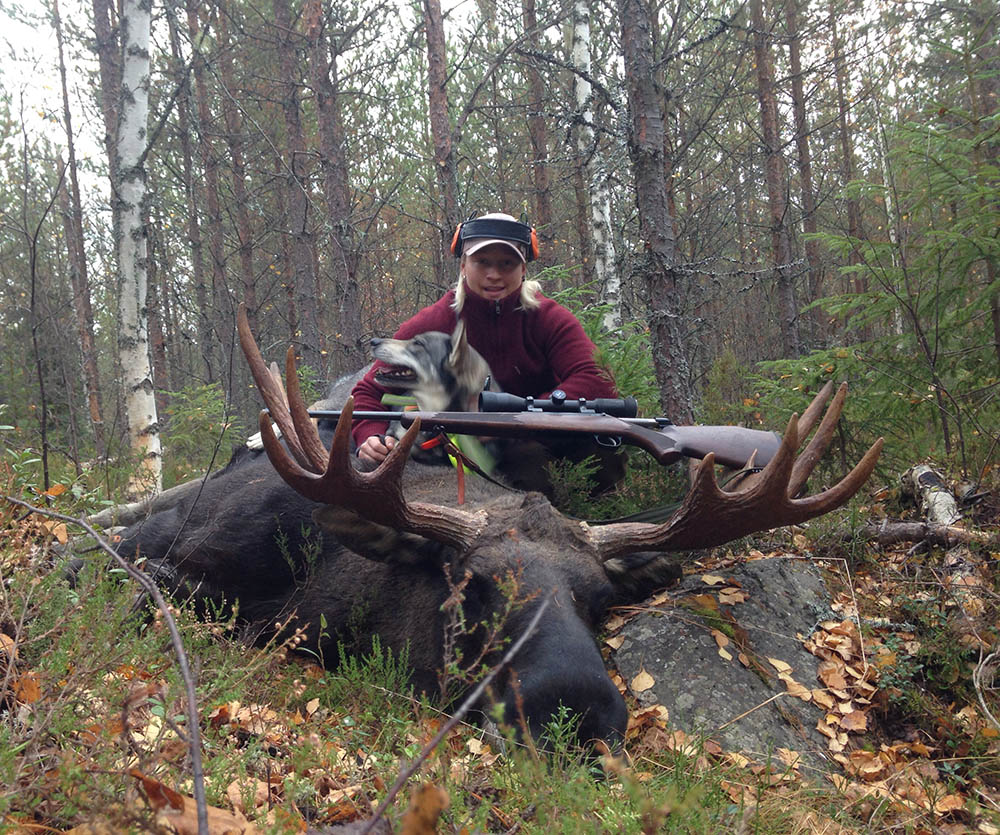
[594,434,622,449]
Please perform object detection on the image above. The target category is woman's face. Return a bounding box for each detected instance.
[461,243,526,301]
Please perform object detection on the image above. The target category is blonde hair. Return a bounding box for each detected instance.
[452,265,542,313]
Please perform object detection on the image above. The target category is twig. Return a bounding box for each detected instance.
[360,596,552,835]
[3,495,210,835]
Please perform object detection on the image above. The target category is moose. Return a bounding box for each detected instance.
[115,308,882,748]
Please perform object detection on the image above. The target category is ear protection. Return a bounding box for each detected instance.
[450,217,539,262]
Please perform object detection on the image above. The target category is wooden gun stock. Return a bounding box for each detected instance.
[395,411,781,469]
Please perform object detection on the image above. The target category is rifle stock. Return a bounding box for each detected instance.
[296,409,781,469]
[398,412,780,469]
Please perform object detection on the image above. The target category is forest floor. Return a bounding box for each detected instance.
[1,465,999,834]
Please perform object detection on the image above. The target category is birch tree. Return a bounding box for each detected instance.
[115,0,161,493]
[571,0,619,328]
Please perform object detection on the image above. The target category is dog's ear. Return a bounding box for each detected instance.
[448,320,468,371]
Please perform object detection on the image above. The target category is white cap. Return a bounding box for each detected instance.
[461,213,527,262]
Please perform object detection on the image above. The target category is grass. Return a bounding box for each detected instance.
[2,453,999,832]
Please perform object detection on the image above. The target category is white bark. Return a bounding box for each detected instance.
[116,0,161,494]
[571,0,620,330]
[901,464,961,526]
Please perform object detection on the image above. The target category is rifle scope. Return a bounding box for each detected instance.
[479,390,638,418]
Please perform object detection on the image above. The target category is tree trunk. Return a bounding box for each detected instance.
[218,10,257,321]
[572,0,619,327]
[55,0,106,458]
[830,3,863,300]
[521,0,554,261]
[305,0,365,377]
[165,3,212,383]
[90,0,120,163]
[274,0,324,379]
[187,0,226,383]
[423,0,461,259]
[619,0,693,423]
[752,0,800,357]
[115,0,162,494]
[784,0,824,345]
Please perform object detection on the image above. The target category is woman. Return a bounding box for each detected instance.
[351,212,622,491]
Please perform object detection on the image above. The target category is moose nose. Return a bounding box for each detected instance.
[370,337,382,348]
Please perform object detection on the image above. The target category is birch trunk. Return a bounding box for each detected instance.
[116,0,161,494]
[572,0,619,329]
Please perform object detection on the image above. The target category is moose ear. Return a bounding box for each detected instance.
[311,506,452,566]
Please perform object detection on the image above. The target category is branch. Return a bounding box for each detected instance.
[359,596,552,835]
[3,496,210,835]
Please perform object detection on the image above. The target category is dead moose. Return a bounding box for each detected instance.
[115,311,882,749]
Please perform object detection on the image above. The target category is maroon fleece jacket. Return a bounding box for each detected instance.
[350,288,616,447]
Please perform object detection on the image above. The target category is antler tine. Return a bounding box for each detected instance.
[787,382,847,496]
[237,304,312,472]
[284,345,331,472]
[796,380,834,439]
[589,395,883,563]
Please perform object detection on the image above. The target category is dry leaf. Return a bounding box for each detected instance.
[718,647,733,661]
[778,673,812,701]
[630,669,655,693]
[399,783,449,835]
[718,588,748,605]
[768,657,792,674]
[43,483,67,497]
[840,710,868,732]
[0,633,17,659]
[14,672,41,704]
[604,635,624,650]
[812,690,836,709]
[711,629,729,648]
[702,574,726,585]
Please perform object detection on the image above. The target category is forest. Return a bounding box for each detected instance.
[0,0,998,831]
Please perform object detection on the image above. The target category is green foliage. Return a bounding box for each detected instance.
[160,383,244,487]
[548,280,661,416]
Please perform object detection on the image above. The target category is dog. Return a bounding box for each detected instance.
[370,320,496,415]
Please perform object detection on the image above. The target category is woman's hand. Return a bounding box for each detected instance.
[357,434,397,466]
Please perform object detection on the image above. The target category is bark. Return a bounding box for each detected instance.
[55,0,106,458]
[216,11,257,326]
[852,522,994,549]
[784,0,824,344]
[116,0,162,494]
[274,0,324,378]
[423,0,460,258]
[572,0,619,328]
[901,465,961,526]
[521,0,554,262]
[165,3,212,383]
[830,4,863,296]
[752,0,800,357]
[90,0,120,162]
[187,0,226,383]
[305,0,365,376]
[619,0,693,423]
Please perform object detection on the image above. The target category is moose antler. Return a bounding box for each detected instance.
[588,386,883,561]
[237,305,486,551]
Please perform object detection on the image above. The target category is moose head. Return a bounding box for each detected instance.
[235,306,882,747]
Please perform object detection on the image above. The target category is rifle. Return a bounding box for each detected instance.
[292,389,781,470]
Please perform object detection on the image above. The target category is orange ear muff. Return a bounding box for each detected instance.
[529,227,540,261]
[450,223,463,257]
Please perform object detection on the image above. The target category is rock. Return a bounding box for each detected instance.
[612,557,835,771]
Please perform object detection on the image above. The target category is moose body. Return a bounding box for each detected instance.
[118,419,630,745]
[113,306,882,749]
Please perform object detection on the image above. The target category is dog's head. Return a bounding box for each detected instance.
[371,321,494,412]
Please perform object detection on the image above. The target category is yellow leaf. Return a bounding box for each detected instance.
[768,657,792,674]
[630,669,655,693]
[43,483,67,497]
[718,647,733,661]
[701,574,725,586]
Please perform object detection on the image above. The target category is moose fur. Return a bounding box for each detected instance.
[116,417,644,746]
